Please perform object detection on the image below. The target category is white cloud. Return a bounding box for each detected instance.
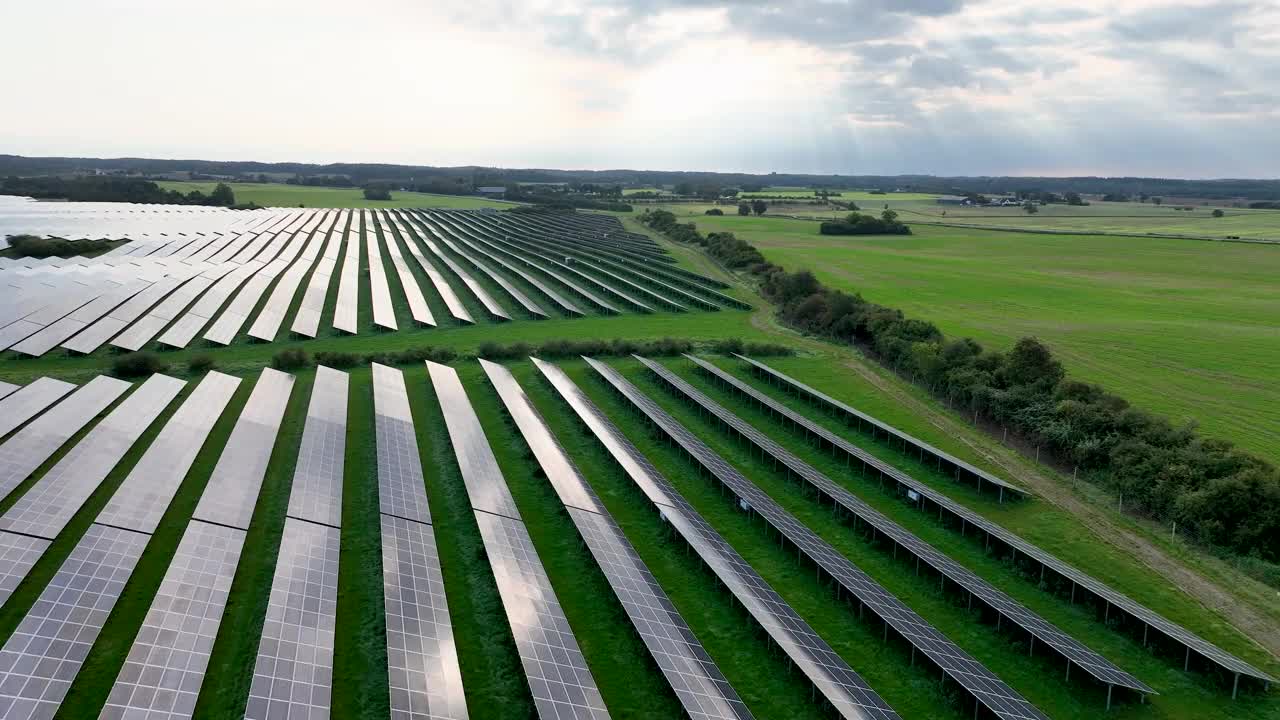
[0,0,1276,177]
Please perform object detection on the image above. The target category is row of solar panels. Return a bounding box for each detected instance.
[0,358,1267,720]
[0,208,747,357]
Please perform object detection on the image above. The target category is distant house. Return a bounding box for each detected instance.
[935,195,967,205]
[476,186,506,199]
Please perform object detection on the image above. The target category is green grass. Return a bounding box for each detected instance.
[156,181,516,210]
[662,213,1280,464]
[898,201,1280,241]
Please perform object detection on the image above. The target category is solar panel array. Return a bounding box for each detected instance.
[533,358,900,720]
[733,357,1276,687]
[366,210,399,331]
[246,365,348,720]
[0,372,242,719]
[737,356,1026,500]
[428,361,610,720]
[0,203,741,356]
[0,375,183,537]
[482,359,754,720]
[605,357,1046,720]
[100,368,293,719]
[246,518,340,720]
[660,356,1156,698]
[376,216,436,327]
[99,520,246,720]
[371,363,469,720]
[0,376,132,503]
[0,524,151,720]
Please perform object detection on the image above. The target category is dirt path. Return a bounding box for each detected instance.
[748,310,1280,662]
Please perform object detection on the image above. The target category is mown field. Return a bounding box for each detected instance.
[656,211,1280,465]
[899,201,1280,241]
[0,207,1275,720]
[157,181,514,209]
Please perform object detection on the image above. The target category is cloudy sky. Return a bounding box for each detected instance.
[2,0,1277,177]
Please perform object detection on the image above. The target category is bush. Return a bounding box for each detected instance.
[187,355,216,374]
[6,234,116,258]
[314,351,360,369]
[820,212,911,235]
[271,348,311,371]
[363,185,392,201]
[478,341,532,360]
[112,352,169,378]
[704,208,724,216]
[364,346,458,366]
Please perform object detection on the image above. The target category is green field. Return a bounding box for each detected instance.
[900,200,1280,241]
[671,211,1280,464]
[0,206,1275,720]
[157,181,515,209]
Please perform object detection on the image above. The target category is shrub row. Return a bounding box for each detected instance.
[5,235,118,258]
[275,338,792,371]
[820,211,911,235]
[641,207,1280,563]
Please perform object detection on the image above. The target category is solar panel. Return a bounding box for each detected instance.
[0,524,150,720]
[473,510,610,720]
[681,355,1152,694]
[287,366,348,528]
[98,371,243,536]
[245,518,340,720]
[602,358,1045,720]
[0,321,43,352]
[192,368,295,530]
[729,358,1275,688]
[425,362,521,520]
[0,532,51,608]
[333,213,360,334]
[530,358,899,720]
[380,514,469,720]
[481,360,753,720]
[0,377,75,440]
[372,364,433,524]
[0,374,185,541]
[366,215,399,331]
[99,520,245,720]
[0,376,131,503]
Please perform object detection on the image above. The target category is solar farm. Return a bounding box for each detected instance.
[0,201,1274,720]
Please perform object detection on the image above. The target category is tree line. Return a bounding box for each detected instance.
[640,210,1280,568]
[0,176,237,207]
[820,210,911,235]
[7,155,1280,201]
